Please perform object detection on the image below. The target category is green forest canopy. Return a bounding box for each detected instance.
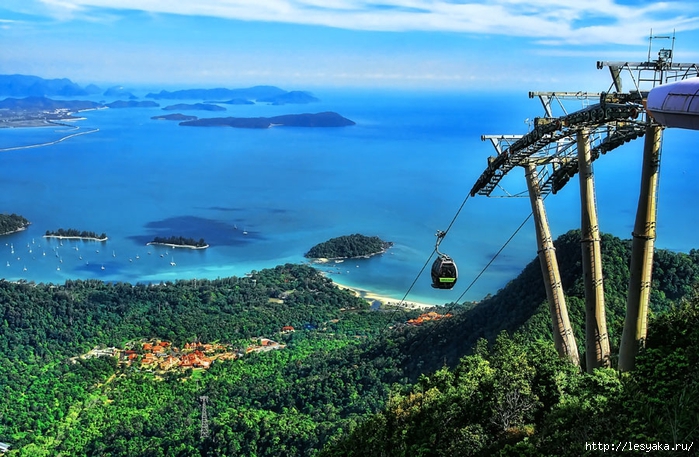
[1,230,699,455]
[150,235,208,248]
[305,234,393,259]
[44,228,107,240]
[0,213,30,235]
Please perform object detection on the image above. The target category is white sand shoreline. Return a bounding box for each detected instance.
[44,234,108,242]
[0,127,100,152]
[146,242,209,250]
[331,279,439,310]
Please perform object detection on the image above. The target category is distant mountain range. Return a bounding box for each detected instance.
[0,75,321,105]
[0,74,101,97]
[146,86,320,104]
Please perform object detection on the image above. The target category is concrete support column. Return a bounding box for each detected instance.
[619,124,663,372]
[525,162,580,366]
[577,129,611,371]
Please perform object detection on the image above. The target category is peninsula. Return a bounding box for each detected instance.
[44,228,108,241]
[180,112,355,129]
[146,236,209,249]
[0,213,31,235]
[0,96,103,127]
[305,234,393,260]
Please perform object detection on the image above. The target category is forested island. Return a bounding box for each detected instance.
[147,235,209,249]
[180,112,355,129]
[0,213,31,235]
[0,213,30,235]
[305,234,393,259]
[44,228,108,241]
[0,232,698,455]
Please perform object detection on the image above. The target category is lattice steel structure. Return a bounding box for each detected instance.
[469,33,699,371]
[200,395,210,439]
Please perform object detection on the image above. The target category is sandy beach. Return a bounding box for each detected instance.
[332,280,438,310]
[146,242,209,250]
[44,234,108,242]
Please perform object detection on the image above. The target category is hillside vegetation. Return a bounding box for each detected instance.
[322,230,699,456]
[322,300,699,456]
[1,230,698,455]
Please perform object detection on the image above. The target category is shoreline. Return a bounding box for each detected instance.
[44,234,108,242]
[309,248,389,264]
[146,242,209,250]
[0,226,30,236]
[331,279,439,310]
[0,127,100,152]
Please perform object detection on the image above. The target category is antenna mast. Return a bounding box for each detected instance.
[200,396,210,439]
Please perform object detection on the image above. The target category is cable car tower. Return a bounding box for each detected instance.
[470,33,699,372]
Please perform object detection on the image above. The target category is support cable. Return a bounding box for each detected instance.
[392,193,471,309]
[402,210,534,360]
[374,193,471,335]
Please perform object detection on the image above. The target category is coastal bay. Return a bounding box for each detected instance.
[0,90,696,306]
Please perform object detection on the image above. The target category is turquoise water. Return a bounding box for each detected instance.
[0,90,697,305]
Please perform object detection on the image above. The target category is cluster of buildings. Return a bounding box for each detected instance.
[78,334,290,373]
[128,338,288,370]
[121,340,239,371]
[407,311,453,326]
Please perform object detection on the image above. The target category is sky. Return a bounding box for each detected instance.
[1,0,699,91]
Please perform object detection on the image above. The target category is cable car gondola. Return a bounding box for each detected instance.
[431,230,458,289]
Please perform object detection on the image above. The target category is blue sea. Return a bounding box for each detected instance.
[0,89,697,305]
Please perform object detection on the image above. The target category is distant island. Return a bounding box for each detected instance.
[44,228,108,241]
[208,98,255,105]
[144,86,320,104]
[0,213,31,235]
[162,103,226,112]
[105,100,159,109]
[146,236,209,249]
[180,112,355,129]
[257,91,319,105]
[103,86,136,98]
[145,86,287,101]
[151,113,198,121]
[305,234,393,260]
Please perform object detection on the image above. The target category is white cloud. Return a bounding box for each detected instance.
[32,0,699,45]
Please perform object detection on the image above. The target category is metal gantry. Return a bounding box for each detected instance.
[470,33,699,372]
[200,395,210,439]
